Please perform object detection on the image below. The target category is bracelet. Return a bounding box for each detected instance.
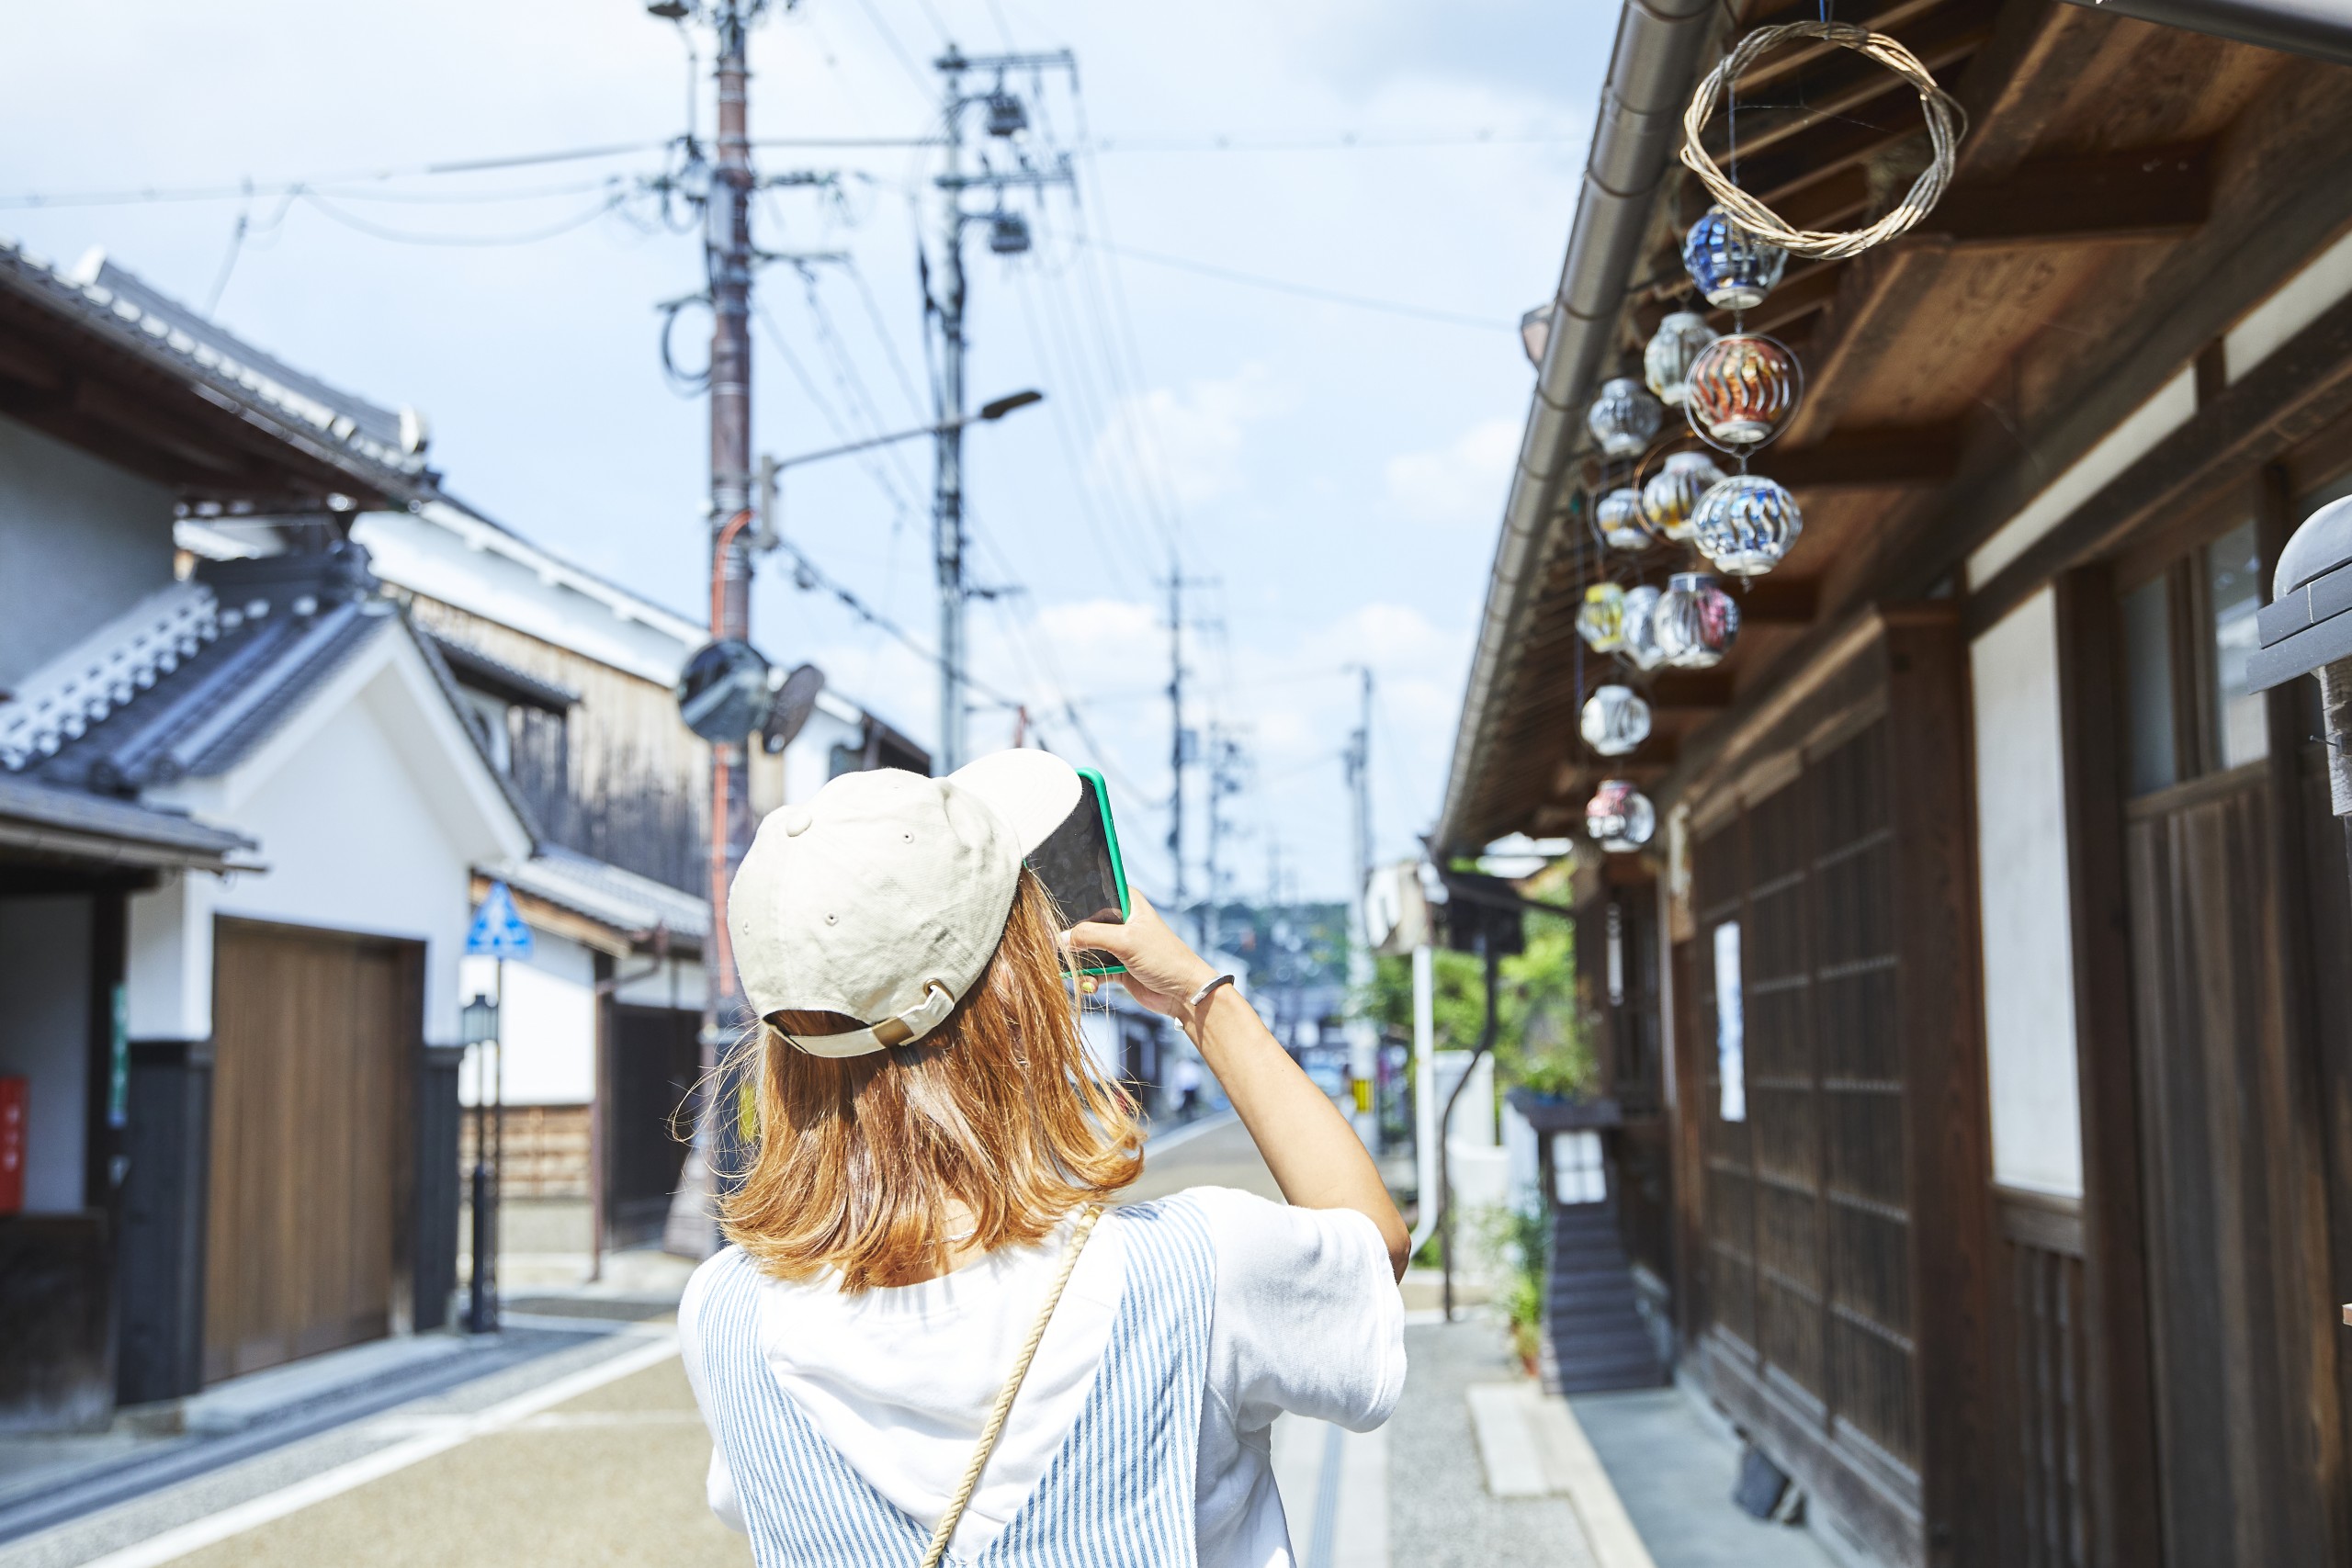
[1184,973,1237,1010]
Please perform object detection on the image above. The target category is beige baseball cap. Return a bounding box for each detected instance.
[727,749,1084,1057]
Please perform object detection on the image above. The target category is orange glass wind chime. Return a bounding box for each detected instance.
[1573,18,1965,852]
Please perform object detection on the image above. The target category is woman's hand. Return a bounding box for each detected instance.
[1062,888,1219,1021]
[1066,887,1409,1280]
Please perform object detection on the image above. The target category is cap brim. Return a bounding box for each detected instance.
[947,749,1083,855]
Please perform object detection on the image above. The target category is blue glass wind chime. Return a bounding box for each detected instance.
[1569,15,1965,853]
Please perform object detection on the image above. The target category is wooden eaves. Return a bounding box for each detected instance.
[1438,0,2352,850]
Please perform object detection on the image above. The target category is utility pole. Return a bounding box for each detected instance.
[1203,725,1246,956]
[705,0,757,1182]
[1343,665,1377,1135]
[1160,569,1215,930]
[647,0,808,1256]
[1168,571,1186,916]
[929,45,1075,772]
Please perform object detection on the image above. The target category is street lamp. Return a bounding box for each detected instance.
[754,389,1046,479]
[459,990,499,1334]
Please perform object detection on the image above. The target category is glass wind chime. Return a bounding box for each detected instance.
[1573,206,1807,852]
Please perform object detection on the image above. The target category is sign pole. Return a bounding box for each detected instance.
[460,880,532,1336]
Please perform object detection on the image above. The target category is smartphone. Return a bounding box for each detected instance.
[1026,766,1130,976]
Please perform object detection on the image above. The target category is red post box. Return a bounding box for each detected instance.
[0,1077,26,1214]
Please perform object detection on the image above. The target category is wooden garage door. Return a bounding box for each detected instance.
[206,919,418,1384]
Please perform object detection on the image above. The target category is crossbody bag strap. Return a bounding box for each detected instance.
[917,1203,1105,1568]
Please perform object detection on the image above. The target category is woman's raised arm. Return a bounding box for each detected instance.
[1064,890,1410,1280]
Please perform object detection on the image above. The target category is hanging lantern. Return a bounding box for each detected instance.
[1644,311,1719,407]
[1587,378,1663,459]
[1577,582,1628,653]
[1598,487,1652,551]
[1586,778,1657,852]
[1682,208,1789,310]
[1640,451,1727,542]
[1580,684,1653,758]
[1656,571,1740,669]
[1621,584,1666,671]
[1691,473,1804,577]
[1685,334,1802,448]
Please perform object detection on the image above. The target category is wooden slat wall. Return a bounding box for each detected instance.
[205,920,418,1384]
[1998,1192,2091,1568]
[1679,609,1995,1568]
[2123,768,2335,1566]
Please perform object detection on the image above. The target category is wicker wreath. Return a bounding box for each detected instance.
[1679,20,1968,262]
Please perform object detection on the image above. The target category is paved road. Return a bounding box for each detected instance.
[1123,1110,1281,1203]
[158,1351,744,1568]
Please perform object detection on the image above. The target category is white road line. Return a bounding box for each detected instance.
[76,1335,682,1568]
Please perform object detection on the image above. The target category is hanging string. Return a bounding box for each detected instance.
[1682,21,1966,261]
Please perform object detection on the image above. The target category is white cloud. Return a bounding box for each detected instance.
[1088,363,1292,507]
[1384,416,1519,527]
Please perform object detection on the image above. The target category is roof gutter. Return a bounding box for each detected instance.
[1433,0,1717,852]
[2055,0,2352,67]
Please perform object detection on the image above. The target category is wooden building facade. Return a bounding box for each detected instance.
[1436,3,2352,1564]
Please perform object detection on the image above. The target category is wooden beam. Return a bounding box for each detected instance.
[1767,424,1962,490]
[1969,278,2352,630]
[1780,240,1955,446]
[1700,6,1994,167]
[1651,671,1736,710]
[1929,144,2211,249]
[2050,567,2163,1568]
[1732,577,1820,624]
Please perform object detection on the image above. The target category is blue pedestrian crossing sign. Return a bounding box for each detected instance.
[465,880,535,961]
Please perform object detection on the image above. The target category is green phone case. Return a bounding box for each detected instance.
[1075,766,1130,977]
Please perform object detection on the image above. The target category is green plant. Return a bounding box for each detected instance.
[1478,1202,1552,1371]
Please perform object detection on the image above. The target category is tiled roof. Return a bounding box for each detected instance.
[0,773,252,871]
[6,545,397,793]
[0,239,436,503]
[490,842,711,946]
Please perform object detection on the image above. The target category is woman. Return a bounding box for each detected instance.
[679,751,1409,1568]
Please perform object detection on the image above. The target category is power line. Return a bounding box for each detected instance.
[1071,233,1511,331]
[1088,129,1583,153]
[296,187,627,247]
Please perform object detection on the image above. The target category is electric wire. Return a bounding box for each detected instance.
[295,186,628,247]
[1071,233,1510,331]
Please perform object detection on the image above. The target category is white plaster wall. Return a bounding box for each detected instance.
[1502,1100,1540,1213]
[130,641,526,1045]
[1971,588,2085,1198]
[1966,370,2197,590]
[0,895,93,1212]
[0,417,177,689]
[458,932,597,1106]
[2227,224,2352,381]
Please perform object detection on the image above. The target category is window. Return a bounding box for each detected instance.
[2118,520,2270,795]
[2122,575,2177,795]
[2207,523,2266,771]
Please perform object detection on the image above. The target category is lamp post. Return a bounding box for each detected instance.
[459,986,500,1335]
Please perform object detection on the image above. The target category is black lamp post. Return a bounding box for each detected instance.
[460,989,500,1335]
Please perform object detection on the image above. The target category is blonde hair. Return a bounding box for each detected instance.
[718,870,1141,1290]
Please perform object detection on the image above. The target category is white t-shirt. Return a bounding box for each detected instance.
[676,1186,1405,1568]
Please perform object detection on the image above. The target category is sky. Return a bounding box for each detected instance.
[0,0,1613,904]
